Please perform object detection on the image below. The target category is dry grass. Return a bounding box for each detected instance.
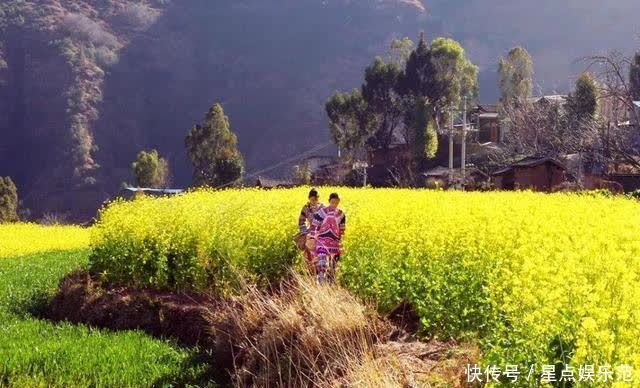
[45,266,479,387]
[207,273,479,387]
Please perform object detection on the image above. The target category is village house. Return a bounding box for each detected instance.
[302,155,339,173]
[471,104,501,143]
[468,97,568,146]
[118,187,184,199]
[491,157,566,191]
[529,95,568,106]
[367,142,410,167]
[290,154,352,186]
[346,96,594,189]
[421,166,489,190]
[255,176,295,189]
[606,173,640,192]
[599,97,640,128]
[311,163,352,185]
[365,140,412,186]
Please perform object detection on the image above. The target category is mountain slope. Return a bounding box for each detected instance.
[0,0,638,218]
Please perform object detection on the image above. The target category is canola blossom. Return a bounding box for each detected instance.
[0,223,90,258]
[90,188,640,385]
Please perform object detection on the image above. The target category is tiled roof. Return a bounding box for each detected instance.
[512,156,565,169]
[476,104,498,113]
[122,187,184,194]
[255,176,295,188]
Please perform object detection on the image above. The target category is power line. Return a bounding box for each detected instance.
[215,141,334,189]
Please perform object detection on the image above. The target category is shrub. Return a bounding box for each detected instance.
[0,176,18,223]
[130,149,169,188]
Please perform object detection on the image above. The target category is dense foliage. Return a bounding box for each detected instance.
[498,46,534,105]
[90,190,298,292]
[327,34,478,179]
[185,103,245,188]
[566,72,600,123]
[130,149,169,188]
[90,187,640,383]
[0,176,18,222]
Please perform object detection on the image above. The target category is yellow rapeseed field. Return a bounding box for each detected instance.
[91,188,640,385]
[0,223,90,258]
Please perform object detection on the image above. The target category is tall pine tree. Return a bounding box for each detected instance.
[399,33,476,172]
[185,104,244,187]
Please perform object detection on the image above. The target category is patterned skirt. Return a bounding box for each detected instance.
[314,236,342,257]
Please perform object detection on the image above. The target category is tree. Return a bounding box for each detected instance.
[0,177,18,223]
[400,33,478,129]
[424,116,438,159]
[361,57,406,150]
[399,32,434,99]
[325,89,372,158]
[185,103,245,187]
[130,149,169,188]
[498,47,534,106]
[584,51,640,170]
[398,33,476,174]
[404,96,438,171]
[567,72,600,123]
[325,33,477,182]
[428,37,479,121]
[499,96,604,167]
[292,162,312,184]
[562,72,601,183]
[630,51,640,101]
[388,37,415,67]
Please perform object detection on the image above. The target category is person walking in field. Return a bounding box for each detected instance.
[308,192,345,285]
[295,188,323,273]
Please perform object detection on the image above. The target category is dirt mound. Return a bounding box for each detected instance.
[45,271,479,387]
[44,271,216,347]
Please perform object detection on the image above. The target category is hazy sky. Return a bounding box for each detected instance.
[423,0,640,94]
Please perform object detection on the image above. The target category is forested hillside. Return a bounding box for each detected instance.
[1,0,638,218]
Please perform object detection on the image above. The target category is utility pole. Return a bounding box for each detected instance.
[363,165,368,187]
[353,161,369,187]
[448,108,454,184]
[461,96,468,189]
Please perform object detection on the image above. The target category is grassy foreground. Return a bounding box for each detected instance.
[0,225,211,387]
